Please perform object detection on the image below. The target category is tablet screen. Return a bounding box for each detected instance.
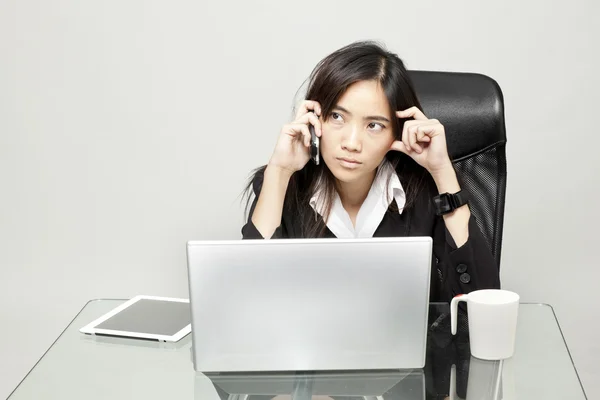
[95,298,190,336]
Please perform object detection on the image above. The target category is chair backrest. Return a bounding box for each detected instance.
[408,70,507,269]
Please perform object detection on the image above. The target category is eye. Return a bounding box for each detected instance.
[368,122,385,132]
[330,112,344,123]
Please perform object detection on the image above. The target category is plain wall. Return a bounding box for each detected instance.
[1,0,598,398]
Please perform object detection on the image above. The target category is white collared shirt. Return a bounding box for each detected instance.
[309,161,406,238]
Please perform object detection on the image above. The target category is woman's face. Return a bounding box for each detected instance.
[320,80,395,184]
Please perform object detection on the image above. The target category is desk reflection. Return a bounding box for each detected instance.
[199,370,425,400]
[191,304,515,400]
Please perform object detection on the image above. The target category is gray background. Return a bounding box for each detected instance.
[1,0,598,398]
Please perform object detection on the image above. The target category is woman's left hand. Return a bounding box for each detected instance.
[389,106,452,175]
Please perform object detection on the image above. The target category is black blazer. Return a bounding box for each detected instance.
[242,170,501,303]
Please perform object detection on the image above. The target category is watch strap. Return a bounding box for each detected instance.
[433,190,469,216]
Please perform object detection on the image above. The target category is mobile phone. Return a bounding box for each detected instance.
[309,116,320,165]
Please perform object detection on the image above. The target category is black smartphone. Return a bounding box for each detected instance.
[309,115,320,165]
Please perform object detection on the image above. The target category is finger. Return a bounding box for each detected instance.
[295,112,322,137]
[408,121,437,144]
[401,119,419,151]
[417,121,438,133]
[301,124,312,147]
[408,126,422,153]
[402,119,438,142]
[402,129,411,153]
[417,125,435,142]
[390,140,408,154]
[396,106,428,120]
[416,127,427,142]
[283,123,310,147]
[289,123,312,147]
[310,113,322,137]
[402,121,413,152]
[295,100,322,120]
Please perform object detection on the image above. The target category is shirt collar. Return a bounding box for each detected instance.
[309,160,406,219]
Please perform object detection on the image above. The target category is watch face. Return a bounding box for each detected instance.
[433,191,469,216]
[433,193,453,215]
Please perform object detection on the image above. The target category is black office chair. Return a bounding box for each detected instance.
[409,70,507,270]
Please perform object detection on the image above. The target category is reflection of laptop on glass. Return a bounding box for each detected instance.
[186,237,432,372]
[201,370,425,400]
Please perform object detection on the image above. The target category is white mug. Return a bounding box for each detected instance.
[451,289,520,360]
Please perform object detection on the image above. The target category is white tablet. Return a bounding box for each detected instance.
[80,295,191,342]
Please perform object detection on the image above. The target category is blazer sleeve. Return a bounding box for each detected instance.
[241,171,286,239]
[432,211,501,301]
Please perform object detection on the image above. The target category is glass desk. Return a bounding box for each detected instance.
[7,300,588,399]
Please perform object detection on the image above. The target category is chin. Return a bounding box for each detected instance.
[326,163,363,183]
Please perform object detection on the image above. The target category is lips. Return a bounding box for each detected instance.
[336,157,362,169]
[337,157,361,164]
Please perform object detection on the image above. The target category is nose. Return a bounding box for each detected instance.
[340,124,362,152]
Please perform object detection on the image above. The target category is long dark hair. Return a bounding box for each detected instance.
[244,40,429,237]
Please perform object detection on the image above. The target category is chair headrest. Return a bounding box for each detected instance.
[408,71,507,161]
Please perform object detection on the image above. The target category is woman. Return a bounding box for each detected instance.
[242,40,500,302]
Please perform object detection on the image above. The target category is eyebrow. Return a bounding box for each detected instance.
[332,105,391,123]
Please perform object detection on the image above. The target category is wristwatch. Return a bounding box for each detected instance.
[433,190,470,216]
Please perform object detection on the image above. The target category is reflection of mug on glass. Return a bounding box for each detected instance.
[465,357,503,400]
[451,289,519,360]
[448,357,504,400]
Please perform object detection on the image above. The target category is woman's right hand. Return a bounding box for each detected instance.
[268,100,323,175]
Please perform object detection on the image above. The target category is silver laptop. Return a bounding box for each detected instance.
[186,237,432,372]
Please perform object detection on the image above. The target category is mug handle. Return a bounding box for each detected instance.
[450,294,469,335]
